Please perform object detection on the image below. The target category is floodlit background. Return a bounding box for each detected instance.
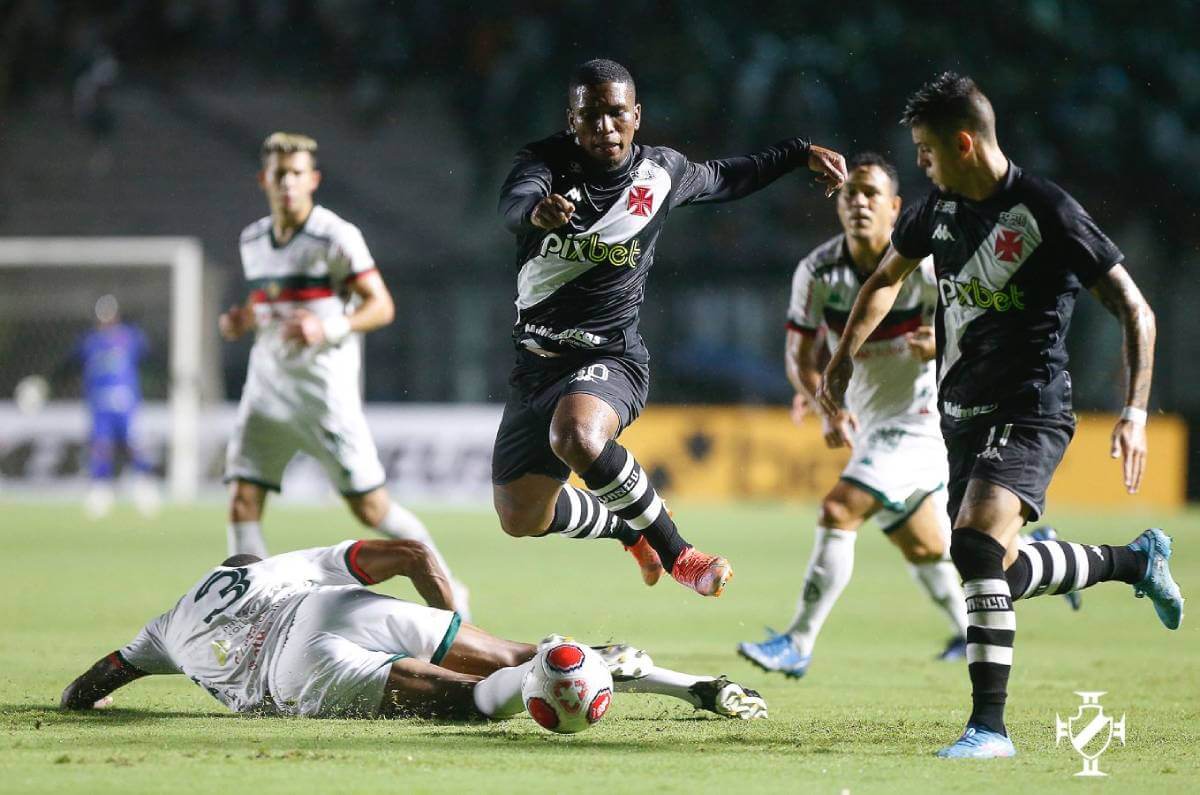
[0,1,1196,502]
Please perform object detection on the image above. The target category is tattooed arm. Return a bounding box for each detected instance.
[1090,264,1156,494]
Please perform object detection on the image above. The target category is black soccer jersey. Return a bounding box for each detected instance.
[891,162,1122,434]
[499,131,810,359]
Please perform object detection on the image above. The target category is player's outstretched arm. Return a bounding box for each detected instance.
[1090,264,1156,494]
[786,329,856,447]
[60,652,149,710]
[675,139,847,207]
[818,248,921,415]
[353,539,455,611]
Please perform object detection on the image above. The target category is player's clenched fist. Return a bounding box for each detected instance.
[808,145,848,198]
[219,304,255,341]
[530,194,576,230]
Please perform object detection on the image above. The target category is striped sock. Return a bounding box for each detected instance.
[540,484,640,546]
[582,440,689,571]
[950,528,1013,735]
[1006,539,1145,600]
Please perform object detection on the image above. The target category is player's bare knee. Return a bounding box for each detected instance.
[901,542,943,564]
[819,497,858,529]
[548,417,606,472]
[494,503,544,538]
[348,489,389,527]
[229,483,263,522]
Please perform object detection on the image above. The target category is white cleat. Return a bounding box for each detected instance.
[83,484,115,520]
[690,676,769,720]
[591,644,654,682]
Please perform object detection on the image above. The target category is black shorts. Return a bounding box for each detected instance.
[945,413,1075,523]
[491,351,650,485]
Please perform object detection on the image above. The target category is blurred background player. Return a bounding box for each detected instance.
[219,132,470,617]
[77,294,159,519]
[492,58,847,597]
[60,539,766,721]
[738,153,968,677]
[820,72,1184,758]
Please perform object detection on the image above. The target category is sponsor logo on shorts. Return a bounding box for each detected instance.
[523,324,606,349]
[942,401,998,420]
[569,363,611,384]
[938,276,1026,311]
[539,231,642,269]
[977,446,1004,461]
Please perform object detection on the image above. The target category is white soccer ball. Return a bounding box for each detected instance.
[521,641,614,734]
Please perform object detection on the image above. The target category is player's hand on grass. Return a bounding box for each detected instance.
[531,194,576,230]
[282,308,326,348]
[1111,419,1147,494]
[790,393,811,426]
[818,355,853,417]
[905,325,937,361]
[821,409,859,449]
[218,305,255,341]
[808,145,848,198]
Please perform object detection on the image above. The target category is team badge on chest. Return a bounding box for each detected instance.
[994,228,1023,262]
[627,186,654,216]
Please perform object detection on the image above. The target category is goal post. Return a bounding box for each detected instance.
[0,237,204,501]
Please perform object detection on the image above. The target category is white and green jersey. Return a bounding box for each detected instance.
[118,541,375,713]
[787,234,940,434]
[238,205,376,415]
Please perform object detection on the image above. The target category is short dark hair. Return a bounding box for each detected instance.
[846,151,899,194]
[221,554,262,567]
[569,58,635,96]
[900,72,996,142]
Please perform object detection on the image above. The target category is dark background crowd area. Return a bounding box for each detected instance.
[1,0,1198,423]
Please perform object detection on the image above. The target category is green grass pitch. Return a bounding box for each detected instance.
[1,500,1196,793]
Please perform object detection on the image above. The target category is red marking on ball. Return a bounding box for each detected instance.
[546,643,586,673]
[527,696,559,730]
[588,688,612,724]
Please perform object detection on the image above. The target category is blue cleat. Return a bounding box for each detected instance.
[736,630,811,678]
[1029,527,1082,610]
[1129,528,1185,630]
[937,636,967,661]
[935,723,1017,758]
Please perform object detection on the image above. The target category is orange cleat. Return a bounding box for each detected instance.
[671,547,733,597]
[624,536,664,586]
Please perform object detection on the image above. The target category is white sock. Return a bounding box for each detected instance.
[472,661,532,718]
[227,521,267,558]
[614,665,707,708]
[910,560,969,637]
[785,526,856,656]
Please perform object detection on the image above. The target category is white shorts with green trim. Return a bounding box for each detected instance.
[841,423,949,533]
[224,394,387,496]
[268,587,460,718]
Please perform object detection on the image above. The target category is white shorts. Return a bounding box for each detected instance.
[268,588,461,718]
[841,423,949,532]
[225,395,386,496]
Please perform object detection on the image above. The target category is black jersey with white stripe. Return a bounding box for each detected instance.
[891,163,1122,434]
[499,131,810,359]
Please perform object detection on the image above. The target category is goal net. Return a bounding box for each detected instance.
[0,238,205,501]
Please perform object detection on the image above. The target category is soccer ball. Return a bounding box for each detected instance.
[521,642,614,734]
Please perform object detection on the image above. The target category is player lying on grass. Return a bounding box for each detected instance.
[60,540,766,721]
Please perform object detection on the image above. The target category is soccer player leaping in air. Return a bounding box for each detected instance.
[492,58,847,597]
[818,72,1184,759]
